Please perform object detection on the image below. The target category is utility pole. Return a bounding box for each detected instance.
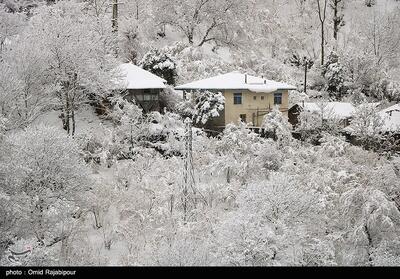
[182,118,196,222]
[304,60,308,94]
[317,0,328,65]
[112,0,119,32]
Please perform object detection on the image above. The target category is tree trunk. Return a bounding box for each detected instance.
[333,1,338,40]
[304,62,308,94]
[93,208,102,229]
[188,32,194,45]
[71,108,76,136]
[321,24,325,65]
[64,91,70,135]
[36,197,45,246]
[317,0,327,65]
[227,167,231,184]
[364,224,374,266]
[112,0,118,32]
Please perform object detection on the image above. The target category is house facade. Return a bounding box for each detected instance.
[175,72,296,130]
[115,63,167,113]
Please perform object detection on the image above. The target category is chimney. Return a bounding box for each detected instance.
[245,74,247,84]
[302,100,305,107]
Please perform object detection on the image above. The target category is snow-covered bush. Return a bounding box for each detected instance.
[318,134,350,158]
[159,86,182,112]
[347,104,385,150]
[141,111,186,156]
[295,110,324,143]
[262,106,292,143]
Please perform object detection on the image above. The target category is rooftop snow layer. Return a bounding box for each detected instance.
[379,104,400,132]
[297,102,355,119]
[175,71,296,92]
[114,63,167,89]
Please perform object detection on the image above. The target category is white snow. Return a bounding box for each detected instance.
[379,104,400,132]
[175,71,296,92]
[114,63,167,89]
[297,102,356,119]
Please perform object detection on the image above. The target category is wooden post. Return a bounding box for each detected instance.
[304,60,307,94]
[112,0,118,32]
[182,118,195,222]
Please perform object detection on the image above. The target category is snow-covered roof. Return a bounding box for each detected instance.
[114,63,167,89]
[379,104,400,132]
[295,102,355,119]
[175,71,296,92]
[357,102,381,110]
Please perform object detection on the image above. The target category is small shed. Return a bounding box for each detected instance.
[379,104,400,133]
[115,63,167,112]
[289,102,355,128]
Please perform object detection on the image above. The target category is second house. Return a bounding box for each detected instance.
[175,71,296,130]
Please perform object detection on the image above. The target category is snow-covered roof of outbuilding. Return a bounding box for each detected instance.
[114,63,167,89]
[379,104,400,132]
[175,71,296,92]
[295,102,355,119]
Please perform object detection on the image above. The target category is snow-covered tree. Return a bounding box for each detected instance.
[108,95,143,154]
[323,52,347,100]
[347,104,384,150]
[214,173,330,266]
[27,1,118,135]
[155,0,243,46]
[210,122,267,184]
[0,29,56,129]
[0,124,91,261]
[262,106,292,142]
[330,0,345,41]
[176,90,225,126]
[140,48,177,85]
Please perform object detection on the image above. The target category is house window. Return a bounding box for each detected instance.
[144,94,152,101]
[233,93,242,105]
[135,93,144,101]
[239,114,247,122]
[261,96,265,100]
[142,89,159,101]
[253,96,257,100]
[274,92,282,105]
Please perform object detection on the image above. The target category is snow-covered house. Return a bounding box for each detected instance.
[379,104,400,133]
[115,63,167,112]
[288,102,356,127]
[175,71,296,129]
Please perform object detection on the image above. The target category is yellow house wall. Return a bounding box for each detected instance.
[223,89,289,127]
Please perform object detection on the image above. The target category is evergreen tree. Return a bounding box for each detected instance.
[323,52,347,100]
[139,48,177,86]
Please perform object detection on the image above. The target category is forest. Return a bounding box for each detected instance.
[0,0,400,266]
